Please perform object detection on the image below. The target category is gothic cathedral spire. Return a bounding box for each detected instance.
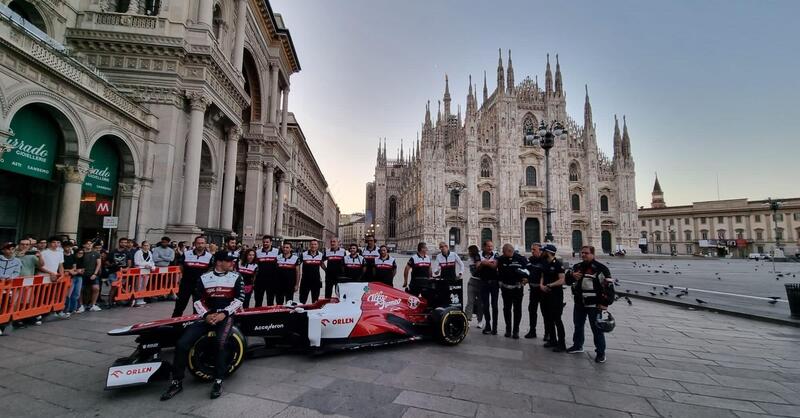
[443,74,451,117]
[545,53,553,95]
[482,70,488,103]
[613,114,622,160]
[584,84,592,128]
[496,48,505,95]
[555,54,563,95]
[622,115,631,158]
[651,174,666,208]
[506,49,514,94]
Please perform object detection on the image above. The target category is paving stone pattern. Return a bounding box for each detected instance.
[0,279,799,417]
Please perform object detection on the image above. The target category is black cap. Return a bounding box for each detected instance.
[214,250,235,262]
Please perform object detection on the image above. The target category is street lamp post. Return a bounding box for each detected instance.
[524,120,568,243]
[765,197,782,273]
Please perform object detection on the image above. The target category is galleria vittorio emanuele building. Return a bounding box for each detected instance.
[0,0,339,245]
[367,51,638,254]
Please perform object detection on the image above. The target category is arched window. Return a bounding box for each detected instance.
[482,191,491,209]
[450,189,460,209]
[9,0,48,33]
[569,162,579,182]
[525,166,537,186]
[480,156,492,178]
[212,4,223,39]
[523,114,537,146]
[600,195,609,212]
[571,194,580,211]
[388,196,397,238]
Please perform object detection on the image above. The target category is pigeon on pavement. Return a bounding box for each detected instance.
[696,299,707,304]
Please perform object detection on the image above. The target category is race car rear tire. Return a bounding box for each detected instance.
[432,307,468,345]
[187,327,247,382]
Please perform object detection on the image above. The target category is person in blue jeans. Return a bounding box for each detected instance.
[565,245,613,363]
[59,242,83,317]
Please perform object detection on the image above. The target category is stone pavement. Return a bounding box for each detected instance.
[1,292,799,417]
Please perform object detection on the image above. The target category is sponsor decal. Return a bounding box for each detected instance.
[408,296,420,309]
[331,318,354,325]
[367,291,401,310]
[109,366,153,378]
[141,343,159,349]
[254,323,284,331]
[451,294,461,305]
[321,319,330,326]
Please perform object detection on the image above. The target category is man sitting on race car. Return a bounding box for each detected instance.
[161,251,244,401]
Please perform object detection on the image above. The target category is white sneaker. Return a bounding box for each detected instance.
[34,316,42,325]
[476,319,484,329]
[90,305,102,312]
[135,299,147,306]
[55,312,68,319]
[75,306,85,314]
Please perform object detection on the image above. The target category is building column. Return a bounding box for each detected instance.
[231,0,248,70]
[274,177,286,237]
[56,162,89,239]
[180,91,210,226]
[262,163,274,235]
[242,157,263,244]
[221,126,241,231]
[198,0,214,27]
[280,86,289,137]
[269,64,279,124]
[119,180,142,240]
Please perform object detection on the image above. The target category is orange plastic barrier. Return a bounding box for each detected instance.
[0,275,72,324]
[112,267,181,302]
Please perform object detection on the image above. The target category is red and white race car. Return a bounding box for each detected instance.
[106,280,468,389]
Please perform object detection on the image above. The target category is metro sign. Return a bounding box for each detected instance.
[96,201,111,215]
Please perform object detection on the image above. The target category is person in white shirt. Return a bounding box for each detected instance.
[133,241,156,306]
[39,236,64,277]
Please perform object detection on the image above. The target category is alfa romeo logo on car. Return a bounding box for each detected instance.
[408,296,420,309]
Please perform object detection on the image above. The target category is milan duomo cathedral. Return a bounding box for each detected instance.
[367,50,638,254]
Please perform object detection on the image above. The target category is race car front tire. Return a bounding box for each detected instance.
[432,307,468,345]
[187,326,247,381]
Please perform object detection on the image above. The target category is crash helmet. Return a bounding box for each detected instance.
[595,310,616,333]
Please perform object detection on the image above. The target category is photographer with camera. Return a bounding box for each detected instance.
[565,245,614,363]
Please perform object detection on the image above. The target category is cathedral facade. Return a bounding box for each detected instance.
[368,51,638,254]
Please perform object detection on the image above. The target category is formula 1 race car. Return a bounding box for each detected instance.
[105,279,467,389]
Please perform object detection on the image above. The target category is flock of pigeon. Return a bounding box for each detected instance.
[614,259,798,308]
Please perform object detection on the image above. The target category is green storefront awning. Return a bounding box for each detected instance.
[1,106,59,181]
[83,137,119,196]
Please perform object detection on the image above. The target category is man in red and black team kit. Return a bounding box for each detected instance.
[274,242,301,305]
[323,238,346,298]
[161,251,244,401]
[342,244,365,282]
[373,245,397,286]
[172,236,213,317]
[361,235,380,281]
[254,235,279,307]
[299,239,324,303]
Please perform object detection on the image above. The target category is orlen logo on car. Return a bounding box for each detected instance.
[110,366,153,378]
[321,319,330,326]
[332,318,354,325]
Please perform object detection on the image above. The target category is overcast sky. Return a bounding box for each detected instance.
[272,0,799,214]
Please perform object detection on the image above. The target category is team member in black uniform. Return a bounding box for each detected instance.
[341,244,365,282]
[540,244,567,352]
[299,239,324,303]
[224,236,240,266]
[161,251,244,401]
[476,240,499,335]
[237,249,258,308]
[254,235,279,307]
[525,243,547,340]
[434,242,464,280]
[566,245,614,363]
[497,244,530,339]
[323,238,346,297]
[361,235,380,281]
[275,243,301,304]
[403,242,432,295]
[172,236,213,317]
[373,245,397,286]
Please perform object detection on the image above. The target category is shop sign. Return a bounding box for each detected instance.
[736,238,748,248]
[83,139,119,196]
[0,107,59,180]
[96,201,111,215]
